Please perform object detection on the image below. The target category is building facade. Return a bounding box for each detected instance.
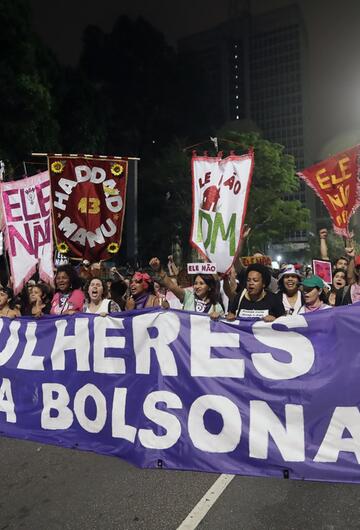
[179,4,317,260]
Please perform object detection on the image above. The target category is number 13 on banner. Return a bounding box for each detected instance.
[77,197,100,214]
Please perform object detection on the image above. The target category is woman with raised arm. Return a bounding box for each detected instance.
[149,257,224,319]
[336,256,360,305]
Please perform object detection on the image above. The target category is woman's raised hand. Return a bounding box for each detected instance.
[149,257,161,272]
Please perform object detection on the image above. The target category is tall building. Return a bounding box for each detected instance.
[179,4,316,259]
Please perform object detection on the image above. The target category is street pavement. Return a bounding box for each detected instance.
[1,436,360,530]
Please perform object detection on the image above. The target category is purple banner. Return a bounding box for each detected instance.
[0,306,360,483]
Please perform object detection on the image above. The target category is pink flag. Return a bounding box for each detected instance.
[0,171,54,293]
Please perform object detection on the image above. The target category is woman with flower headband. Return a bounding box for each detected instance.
[125,272,169,311]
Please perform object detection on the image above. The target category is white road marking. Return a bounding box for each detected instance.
[176,473,235,530]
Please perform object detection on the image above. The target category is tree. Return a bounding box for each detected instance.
[0,0,60,173]
[78,16,181,158]
[139,139,191,261]
[223,131,310,253]
[138,131,310,262]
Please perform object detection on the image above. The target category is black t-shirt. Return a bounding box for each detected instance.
[229,290,285,318]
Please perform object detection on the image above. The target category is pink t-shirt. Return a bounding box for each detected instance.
[50,289,85,315]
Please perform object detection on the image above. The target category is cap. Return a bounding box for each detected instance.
[354,256,360,267]
[302,275,324,290]
[278,264,302,281]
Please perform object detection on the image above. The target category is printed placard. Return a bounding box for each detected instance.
[241,255,272,267]
[187,262,217,274]
[312,259,333,284]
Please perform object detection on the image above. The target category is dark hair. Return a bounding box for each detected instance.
[246,263,271,289]
[19,282,53,315]
[55,264,81,291]
[236,268,247,293]
[131,272,155,294]
[0,286,15,308]
[110,279,127,297]
[84,276,108,302]
[33,282,52,303]
[335,256,349,265]
[333,267,347,277]
[330,268,347,293]
[193,274,222,307]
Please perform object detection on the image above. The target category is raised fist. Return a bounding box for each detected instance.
[319,228,328,239]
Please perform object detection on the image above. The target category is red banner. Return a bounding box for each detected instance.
[49,156,128,261]
[297,146,360,237]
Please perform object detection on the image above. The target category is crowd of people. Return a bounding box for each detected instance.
[0,229,358,321]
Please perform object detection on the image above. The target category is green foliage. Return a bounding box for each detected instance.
[139,131,310,262]
[220,131,310,252]
[78,16,182,157]
[0,0,60,170]
[139,140,191,260]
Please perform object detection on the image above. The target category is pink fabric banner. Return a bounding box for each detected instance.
[0,171,54,293]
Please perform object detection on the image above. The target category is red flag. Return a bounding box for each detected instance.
[49,156,128,261]
[297,146,360,237]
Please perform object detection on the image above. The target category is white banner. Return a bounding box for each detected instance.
[190,153,254,273]
[0,171,54,293]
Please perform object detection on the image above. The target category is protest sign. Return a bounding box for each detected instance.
[190,152,254,274]
[241,255,272,267]
[312,259,333,284]
[1,306,360,483]
[298,146,360,237]
[49,156,128,261]
[187,262,217,274]
[0,171,53,293]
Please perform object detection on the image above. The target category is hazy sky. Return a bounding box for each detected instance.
[29,0,360,162]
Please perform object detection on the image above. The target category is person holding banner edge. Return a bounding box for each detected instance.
[226,263,285,322]
[84,277,120,315]
[149,257,224,319]
[50,265,85,315]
